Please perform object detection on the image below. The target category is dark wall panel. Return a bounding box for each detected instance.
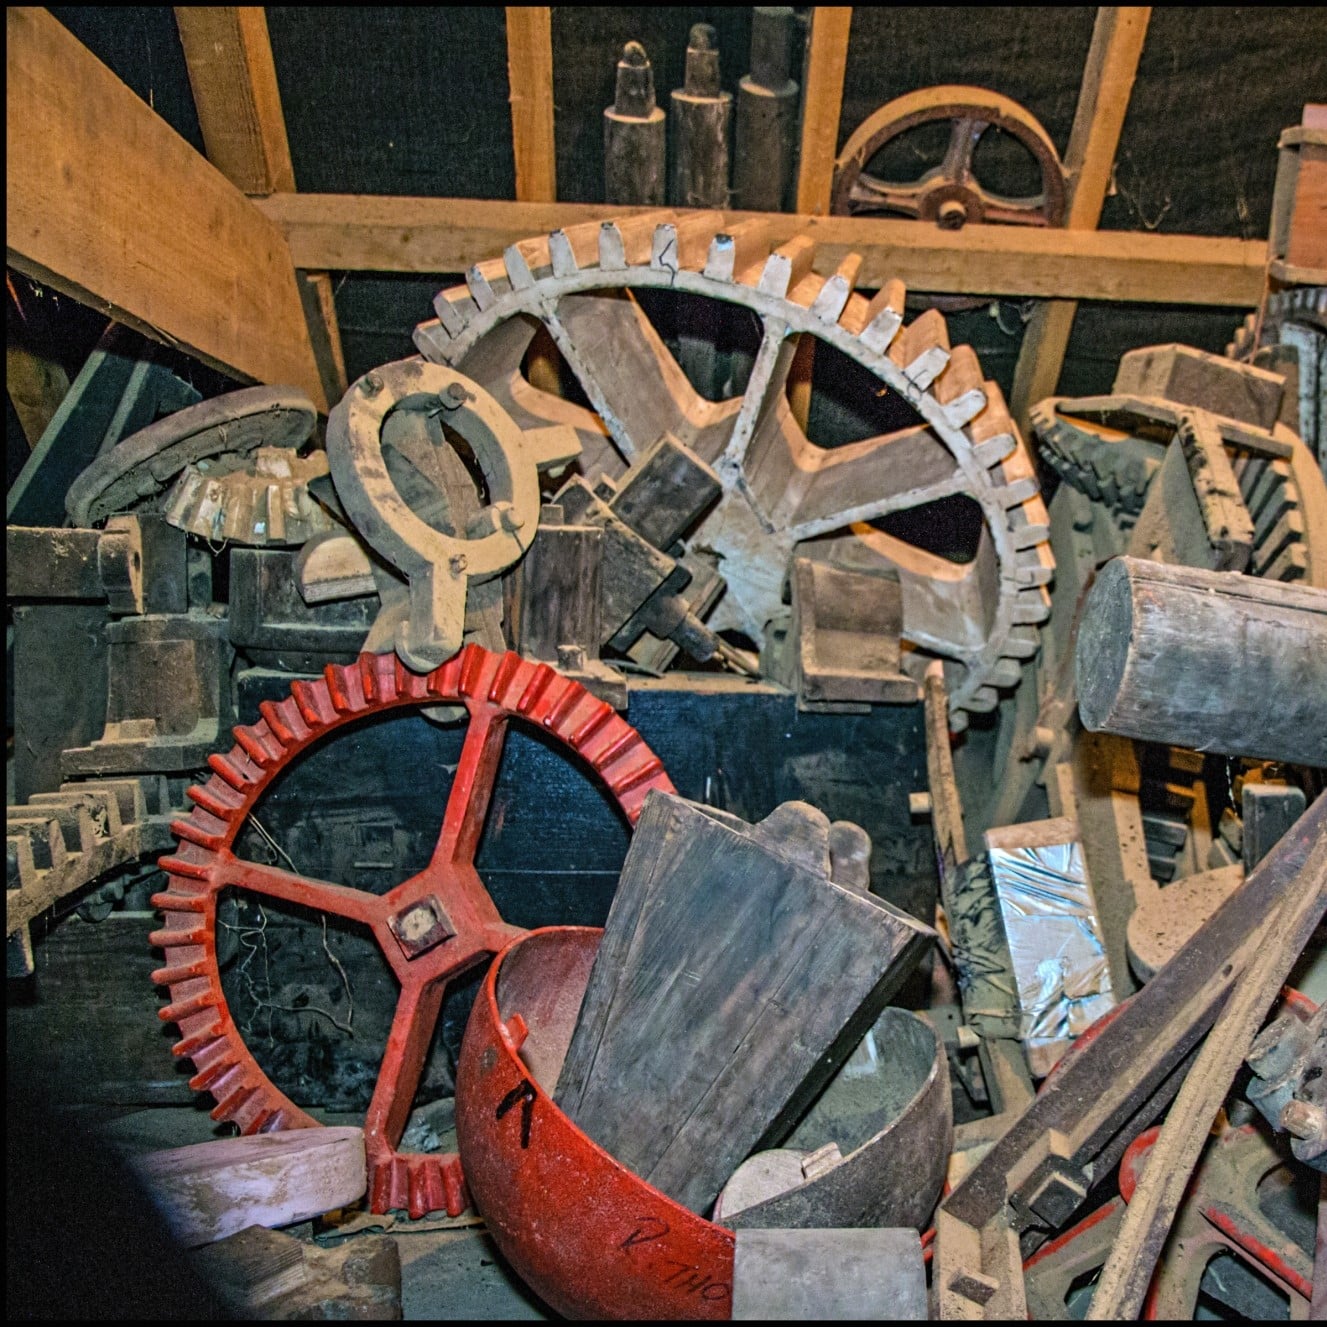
[267,6,515,199]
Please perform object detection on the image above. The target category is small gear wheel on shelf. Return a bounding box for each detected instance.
[150,645,673,1217]
[413,210,1054,728]
[831,86,1068,229]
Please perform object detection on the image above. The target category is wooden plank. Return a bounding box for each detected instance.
[795,8,853,215]
[255,193,1264,305]
[173,6,295,195]
[505,6,556,203]
[6,9,326,410]
[296,269,349,401]
[175,7,346,401]
[130,1127,366,1246]
[1010,7,1152,430]
[554,791,931,1216]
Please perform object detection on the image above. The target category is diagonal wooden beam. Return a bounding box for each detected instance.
[175,6,347,403]
[506,6,557,203]
[7,7,327,410]
[174,6,294,194]
[1010,7,1152,432]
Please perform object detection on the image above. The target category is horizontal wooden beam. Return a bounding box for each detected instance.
[254,193,1266,307]
[6,8,327,410]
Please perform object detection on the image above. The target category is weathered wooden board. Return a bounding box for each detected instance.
[130,1126,366,1247]
[253,194,1266,305]
[554,791,933,1215]
[6,9,327,409]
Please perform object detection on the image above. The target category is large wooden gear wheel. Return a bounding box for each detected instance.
[412,210,1055,728]
[150,646,673,1217]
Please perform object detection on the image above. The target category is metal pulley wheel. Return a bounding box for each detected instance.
[326,360,578,671]
[831,86,1068,230]
[151,645,674,1217]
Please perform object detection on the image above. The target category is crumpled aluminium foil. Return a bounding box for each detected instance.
[987,839,1116,1076]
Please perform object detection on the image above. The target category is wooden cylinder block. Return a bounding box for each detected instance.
[1076,556,1327,767]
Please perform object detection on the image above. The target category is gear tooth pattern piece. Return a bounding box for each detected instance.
[152,648,674,1216]
[412,214,1056,724]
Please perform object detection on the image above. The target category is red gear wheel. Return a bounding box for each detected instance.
[150,645,673,1218]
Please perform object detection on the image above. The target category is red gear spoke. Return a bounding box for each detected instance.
[152,646,676,1217]
[217,853,384,926]
[431,704,509,870]
[369,976,450,1149]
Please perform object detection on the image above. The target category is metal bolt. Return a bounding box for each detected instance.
[449,554,468,575]
[444,382,471,405]
[937,199,969,230]
[362,372,383,397]
[1281,1098,1327,1142]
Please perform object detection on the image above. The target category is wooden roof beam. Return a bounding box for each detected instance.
[254,193,1265,307]
[1010,7,1153,430]
[175,5,346,403]
[7,7,327,410]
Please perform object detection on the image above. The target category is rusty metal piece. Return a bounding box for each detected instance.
[1024,1121,1313,1318]
[151,646,674,1219]
[455,925,735,1319]
[832,86,1067,229]
[66,385,316,528]
[414,212,1055,727]
[718,1007,952,1232]
[162,447,338,547]
[1248,1000,1327,1170]
[326,360,578,671]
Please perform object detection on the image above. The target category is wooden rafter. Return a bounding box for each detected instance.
[174,5,347,403]
[506,6,557,203]
[173,6,294,195]
[795,7,853,215]
[1010,7,1152,430]
[7,7,327,409]
[254,193,1264,307]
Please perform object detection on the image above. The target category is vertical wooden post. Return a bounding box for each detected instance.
[1009,7,1151,432]
[504,7,560,394]
[790,8,852,430]
[505,7,557,203]
[175,5,347,403]
[794,7,852,216]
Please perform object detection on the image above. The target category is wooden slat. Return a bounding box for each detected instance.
[175,6,346,400]
[7,8,327,410]
[173,6,294,195]
[795,8,853,215]
[1010,7,1152,430]
[505,6,556,203]
[254,193,1266,306]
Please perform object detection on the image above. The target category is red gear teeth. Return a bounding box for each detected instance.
[152,647,673,1218]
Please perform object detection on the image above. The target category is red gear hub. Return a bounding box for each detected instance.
[150,645,674,1218]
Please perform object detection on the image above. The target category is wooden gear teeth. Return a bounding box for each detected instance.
[411,211,1057,728]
